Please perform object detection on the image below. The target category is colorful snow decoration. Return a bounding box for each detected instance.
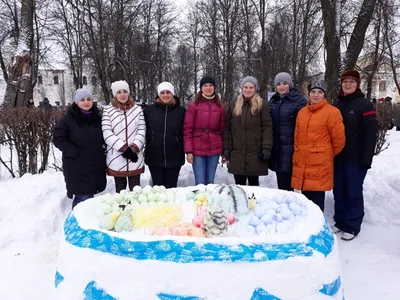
[319,276,342,296]
[157,293,204,300]
[54,271,64,288]
[250,288,281,300]
[83,281,116,300]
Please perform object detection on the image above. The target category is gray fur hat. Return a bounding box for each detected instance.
[309,79,327,95]
[274,72,293,88]
[241,76,259,91]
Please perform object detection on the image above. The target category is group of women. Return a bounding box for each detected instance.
[53,69,377,241]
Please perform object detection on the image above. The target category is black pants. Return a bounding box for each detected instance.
[397,126,400,131]
[276,171,293,191]
[234,174,259,186]
[302,190,325,212]
[149,166,181,188]
[114,175,141,193]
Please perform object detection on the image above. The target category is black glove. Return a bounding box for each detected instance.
[258,148,271,161]
[223,149,231,160]
[122,147,138,163]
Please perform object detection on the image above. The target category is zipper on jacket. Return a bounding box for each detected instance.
[124,110,129,171]
[208,101,211,152]
[163,106,168,167]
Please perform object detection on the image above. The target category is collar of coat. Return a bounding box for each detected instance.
[111,98,134,110]
[68,103,102,127]
[307,98,327,111]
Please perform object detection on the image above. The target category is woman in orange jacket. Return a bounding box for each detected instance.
[291,80,345,211]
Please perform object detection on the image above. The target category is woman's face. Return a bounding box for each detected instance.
[201,83,215,97]
[309,89,325,104]
[159,90,174,104]
[116,89,129,103]
[341,78,358,95]
[77,97,93,111]
[276,82,290,95]
[242,82,256,98]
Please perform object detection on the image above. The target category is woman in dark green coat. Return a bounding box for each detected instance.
[223,76,273,186]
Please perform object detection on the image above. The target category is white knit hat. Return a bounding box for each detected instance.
[157,82,175,96]
[111,80,130,97]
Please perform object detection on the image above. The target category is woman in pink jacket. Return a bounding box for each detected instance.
[184,75,225,185]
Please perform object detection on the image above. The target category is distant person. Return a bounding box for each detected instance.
[269,72,307,191]
[53,88,106,209]
[393,101,400,131]
[141,101,147,109]
[332,70,378,241]
[102,80,146,193]
[38,97,52,109]
[184,75,225,185]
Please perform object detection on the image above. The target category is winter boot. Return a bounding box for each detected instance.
[330,225,342,234]
[341,232,355,241]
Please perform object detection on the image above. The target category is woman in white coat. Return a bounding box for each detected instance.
[102,80,146,192]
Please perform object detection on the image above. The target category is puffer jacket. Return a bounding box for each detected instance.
[291,99,345,191]
[144,99,185,168]
[53,104,106,196]
[269,89,307,172]
[102,99,146,177]
[183,94,225,156]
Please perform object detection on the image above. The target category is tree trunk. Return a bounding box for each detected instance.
[321,0,341,102]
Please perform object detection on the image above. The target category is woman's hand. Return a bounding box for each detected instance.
[186,153,194,164]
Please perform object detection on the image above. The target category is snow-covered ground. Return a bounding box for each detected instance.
[0,131,399,300]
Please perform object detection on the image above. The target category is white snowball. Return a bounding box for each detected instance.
[261,213,274,225]
[248,216,261,227]
[256,224,267,236]
[254,208,265,219]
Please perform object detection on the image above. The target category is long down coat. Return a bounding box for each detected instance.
[291,99,345,191]
[53,104,106,196]
[223,94,273,176]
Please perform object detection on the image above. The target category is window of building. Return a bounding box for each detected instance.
[379,81,386,92]
[38,75,42,85]
[54,76,59,85]
[91,76,97,86]
[83,76,87,85]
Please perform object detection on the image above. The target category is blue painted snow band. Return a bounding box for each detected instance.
[250,288,282,300]
[319,276,342,296]
[83,281,116,300]
[54,271,64,288]
[64,213,334,263]
[157,293,204,300]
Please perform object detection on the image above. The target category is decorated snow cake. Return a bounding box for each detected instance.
[55,184,343,299]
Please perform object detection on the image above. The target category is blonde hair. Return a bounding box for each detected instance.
[233,93,263,116]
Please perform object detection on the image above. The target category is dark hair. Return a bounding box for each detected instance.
[194,91,222,106]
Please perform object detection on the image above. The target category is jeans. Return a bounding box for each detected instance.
[302,190,325,212]
[149,166,181,188]
[333,160,367,235]
[193,155,219,185]
[72,194,93,209]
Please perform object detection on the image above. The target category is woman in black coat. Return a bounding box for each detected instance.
[53,88,106,208]
[144,82,185,188]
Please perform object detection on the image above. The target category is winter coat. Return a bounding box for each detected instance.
[53,104,106,196]
[292,99,345,191]
[102,100,146,177]
[223,94,273,176]
[269,89,307,173]
[183,94,225,156]
[144,99,186,168]
[393,102,400,127]
[334,91,378,169]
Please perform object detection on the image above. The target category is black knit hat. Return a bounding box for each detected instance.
[200,75,216,89]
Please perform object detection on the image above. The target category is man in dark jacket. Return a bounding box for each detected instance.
[332,70,378,241]
[39,97,53,109]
